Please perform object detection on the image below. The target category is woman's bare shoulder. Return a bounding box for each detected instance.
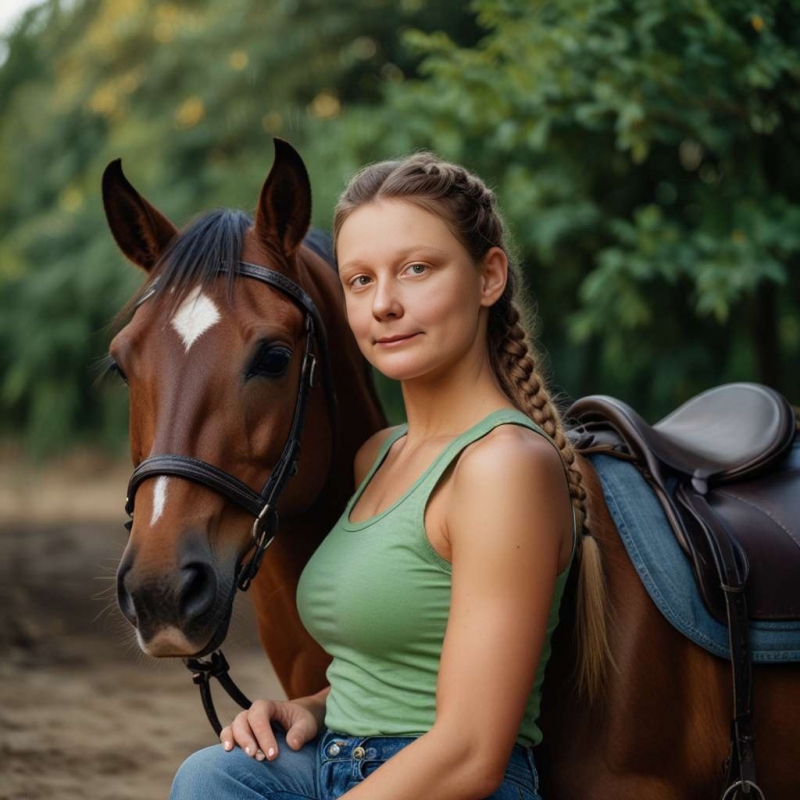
[446,422,572,564]
[353,424,404,485]
[450,423,568,516]
[463,422,562,472]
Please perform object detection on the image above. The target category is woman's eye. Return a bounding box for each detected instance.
[247,345,292,379]
[351,275,371,287]
[406,263,427,275]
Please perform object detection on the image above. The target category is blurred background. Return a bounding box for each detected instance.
[0,0,798,797]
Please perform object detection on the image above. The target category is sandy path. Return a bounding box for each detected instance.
[0,520,284,800]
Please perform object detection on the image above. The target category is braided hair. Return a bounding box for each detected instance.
[332,152,612,699]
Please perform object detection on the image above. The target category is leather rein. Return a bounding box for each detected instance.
[122,259,338,735]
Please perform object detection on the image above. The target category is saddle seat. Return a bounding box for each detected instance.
[571,383,794,486]
[567,382,799,623]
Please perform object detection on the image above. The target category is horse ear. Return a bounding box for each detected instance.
[102,159,178,272]
[255,138,312,258]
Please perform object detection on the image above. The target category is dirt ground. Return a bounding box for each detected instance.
[0,452,284,800]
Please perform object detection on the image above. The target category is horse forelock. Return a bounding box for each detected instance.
[151,208,252,314]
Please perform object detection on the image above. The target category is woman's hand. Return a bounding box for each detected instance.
[220,695,324,761]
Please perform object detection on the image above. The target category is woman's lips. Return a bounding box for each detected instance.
[376,333,420,347]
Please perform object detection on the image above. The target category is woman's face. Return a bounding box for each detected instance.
[336,198,505,383]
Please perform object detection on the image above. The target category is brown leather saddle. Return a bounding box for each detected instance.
[565,381,799,800]
[567,382,799,622]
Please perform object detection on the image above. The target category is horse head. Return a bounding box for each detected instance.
[102,139,362,662]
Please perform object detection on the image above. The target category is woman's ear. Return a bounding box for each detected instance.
[479,247,508,307]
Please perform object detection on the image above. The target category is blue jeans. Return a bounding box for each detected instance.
[170,724,542,799]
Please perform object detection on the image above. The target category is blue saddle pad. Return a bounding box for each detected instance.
[587,452,800,663]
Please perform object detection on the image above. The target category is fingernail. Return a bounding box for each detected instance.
[223,740,232,752]
[267,747,275,759]
[245,746,252,756]
[255,749,265,761]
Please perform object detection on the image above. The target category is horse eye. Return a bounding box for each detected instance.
[247,344,292,379]
[110,361,129,386]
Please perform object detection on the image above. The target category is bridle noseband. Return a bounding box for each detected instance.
[121,259,338,734]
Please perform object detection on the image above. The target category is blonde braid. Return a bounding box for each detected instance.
[488,286,616,699]
[489,297,588,534]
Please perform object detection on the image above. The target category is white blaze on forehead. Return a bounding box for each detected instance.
[171,286,221,350]
[151,476,168,526]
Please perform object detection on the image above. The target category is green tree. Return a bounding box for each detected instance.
[329,0,800,414]
[0,0,480,454]
[2,0,798,456]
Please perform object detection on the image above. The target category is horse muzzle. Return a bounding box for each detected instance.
[116,533,235,657]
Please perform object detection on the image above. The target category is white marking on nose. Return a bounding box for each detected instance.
[171,286,220,350]
[151,476,168,526]
[140,626,196,657]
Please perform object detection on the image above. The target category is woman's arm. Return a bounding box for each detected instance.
[338,427,572,799]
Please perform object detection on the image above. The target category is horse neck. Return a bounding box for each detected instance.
[296,246,388,502]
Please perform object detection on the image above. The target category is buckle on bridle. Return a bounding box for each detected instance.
[252,503,273,544]
[721,780,765,800]
[304,352,317,388]
[238,504,278,591]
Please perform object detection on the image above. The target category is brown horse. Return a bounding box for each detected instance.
[536,442,800,799]
[104,140,800,798]
[103,138,384,697]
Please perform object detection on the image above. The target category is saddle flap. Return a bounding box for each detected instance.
[707,448,800,621]
[588,450,800,661]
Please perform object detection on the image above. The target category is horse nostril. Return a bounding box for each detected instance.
[116,562,138,627]
[177,561,217,622]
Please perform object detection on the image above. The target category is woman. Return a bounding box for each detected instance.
[170,153,590,799]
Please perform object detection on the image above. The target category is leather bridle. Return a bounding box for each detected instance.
[122,259,338,735]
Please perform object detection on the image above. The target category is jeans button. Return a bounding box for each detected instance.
[353,746,365,759]
[327,743,341,756]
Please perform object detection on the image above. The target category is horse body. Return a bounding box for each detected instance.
[537,458,800,799]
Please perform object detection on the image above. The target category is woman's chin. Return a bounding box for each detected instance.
[378,365,447,384]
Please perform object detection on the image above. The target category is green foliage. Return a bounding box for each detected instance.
[0,0,480,455]
[0,0,798,456]
[331,0,800,412]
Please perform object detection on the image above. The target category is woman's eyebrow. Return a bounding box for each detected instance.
[340,245,448,272]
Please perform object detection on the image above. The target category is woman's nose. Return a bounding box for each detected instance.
[372,281,403,319]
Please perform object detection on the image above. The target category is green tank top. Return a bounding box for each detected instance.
[296,407,577,747]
